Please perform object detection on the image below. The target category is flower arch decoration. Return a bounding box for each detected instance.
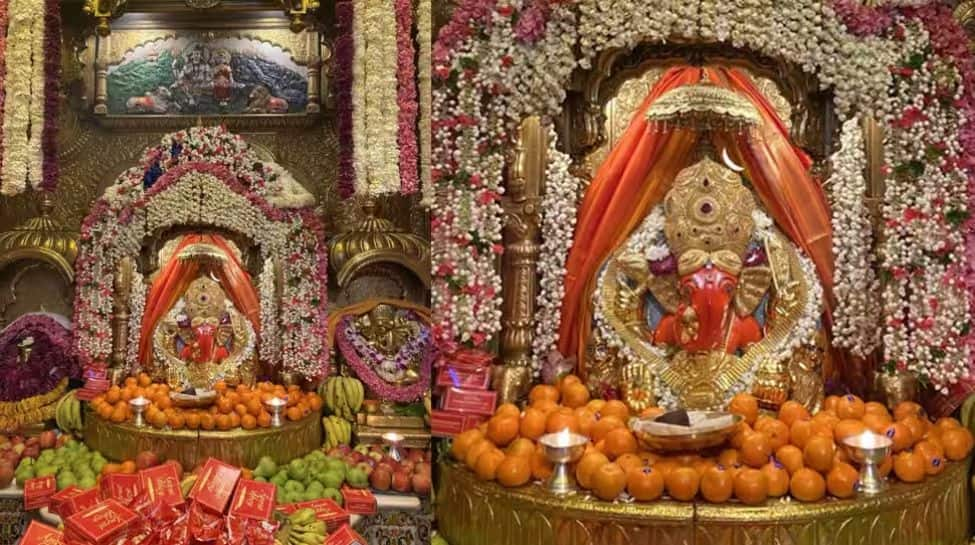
[74,126,329,381]
[433,0,975,400]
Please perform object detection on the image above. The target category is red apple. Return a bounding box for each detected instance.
[407,449,424,463]
[400,460,415,475]
[135,451,160,470]
[370,467,392,491]
[327,447,344,458]
[0,465,12,488]
[38,431,56,450]
[22,446,39,460]
[411,473,431,496]
[392,470,411,493]
[414,462,431,477]
[10,436,23,445]
[24,437,39,448]
[355,462,373,476]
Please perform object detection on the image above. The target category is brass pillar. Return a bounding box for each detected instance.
[494,117,546,403]
[111,257,134,376]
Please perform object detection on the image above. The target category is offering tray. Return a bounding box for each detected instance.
[169,390,218,408]
[631,411,741,452]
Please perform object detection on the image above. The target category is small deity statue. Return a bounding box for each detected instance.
[353,304,424,386]
[211,48,235,105]
[172,44,212,106]
[592,154,823,411]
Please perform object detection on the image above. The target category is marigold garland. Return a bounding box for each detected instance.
[0,377,67,417]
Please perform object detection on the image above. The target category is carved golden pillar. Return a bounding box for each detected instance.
[856,115,885,395]
[494,117,546,403]
[111,257,134,379]
[306,31,323,114]
[93,35,109,115]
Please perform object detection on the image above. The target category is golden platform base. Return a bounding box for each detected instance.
[436,459,971,545]
[83,412,321,469]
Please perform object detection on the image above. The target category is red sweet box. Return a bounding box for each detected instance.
[228,479,276,521]
[18,520,64,545]
[441,387,497,416]
[64,499,139,545]
[58,488,100,520]
[340,486,377,515]
[188,458,241,514]
[436,365,490,391]
[139,463,184,508]
[23,476,56,510]
[430,410,487,437]
[440,348,494,370]
[49,486,83,518]
[324,524,368,545]
[98,473,143,505]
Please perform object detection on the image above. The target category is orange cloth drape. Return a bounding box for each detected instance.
[557,66,836,375]
[138,234,262,366]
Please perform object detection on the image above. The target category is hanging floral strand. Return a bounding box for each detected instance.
[0,0,7,186]
[417,0,432,206]
[1,0,35,196]
[40,0,60,192]
[395,0,419,195]
[333,0,356,199]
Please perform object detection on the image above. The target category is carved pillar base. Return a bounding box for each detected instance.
[491,365,532,405]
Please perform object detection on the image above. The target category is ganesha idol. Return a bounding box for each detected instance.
[590,152,826,412]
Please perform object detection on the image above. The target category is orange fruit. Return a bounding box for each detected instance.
[150,412,168,429]
[717,448,741,469]
[893,450,925,483]
[487,416,520,447]
[615,452,644,474]
[495,403,521,419]
[308,396,323,411]
[823,395,841,413]
[913,440,945,476]
[531,448,554,480]
[241,414,257,430]
[110,406,127,424]
[862,412,892,434]
[639,406,665,419]
[730,422,753,449]
[529,385,560,405]
[285,407,302,422]
[576,451,610,489]
[665,466,700,502]
[627,465,665,502]
[217,398,233,414]
[600,400,630,422]
[561,382,591,409]
[474,448,506,481]
[810,411,839,439]
[121,461,137,474]
[184,413,201,430]
[496,455,532,487]
[532,399,559,415]
[591,415,625,442]
[833,419,867,443]
[574,408,598,437]
[774,445,804,475]
[761,460,790,497]
[200,413,215,430]
[740,432,772,468]
[733,468,768,505]
[777,401,811,428]
[234,404,249,417]
[941,427,974,461]
[884,422,914,452]
[728,393,759,426]
[864,401,890,418]
[246,398,263,416]
[835,395,865,420]
[169,412,186,430]
[137,373,151,387]
[893,401,925,421]
[156,395,172,410]
[465,439,495,468]
[790,419,814,449]
[790,468,826,502]
[756,418,790,451]
[545,408,580,435]
[651,458,679,480]
[124,377,137,388]
[586,399,607,413]
[559,374,583,391]
[699,465,734,503]
[878,454,893,477]
[826,462,858,498]
[106,387,121,404]
[935,417,961,432]
[519,408,547,441]
[506,437,536,459]
[603,428,638,460]
[803,435,836,473]
[257,412,272,428]
[692,458,717,477]
[590,462,626,501]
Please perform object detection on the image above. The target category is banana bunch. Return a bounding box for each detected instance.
[180,475,198,497]
[322,415,352,450]
[55,391,82,435]
[960,394,975,430]
[285,508,327,545]
[321,376,364,421]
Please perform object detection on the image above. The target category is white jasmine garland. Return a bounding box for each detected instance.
[125,272,146,369]
[532,123,582,373]
[417,0,433,207]
[829,117,881,356]
[0,0,35,195]
[258,258,280,365]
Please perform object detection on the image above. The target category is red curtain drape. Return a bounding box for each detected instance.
[138,234,262,366]
[557,65,836,377]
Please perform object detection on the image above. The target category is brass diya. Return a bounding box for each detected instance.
[631,411,742,452]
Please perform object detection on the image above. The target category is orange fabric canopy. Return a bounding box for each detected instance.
[557,66,835,376]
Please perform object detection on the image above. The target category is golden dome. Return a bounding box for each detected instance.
[0,196,78,280]
[329,200,430,288]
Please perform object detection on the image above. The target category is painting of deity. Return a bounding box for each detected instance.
[106,36,309,116]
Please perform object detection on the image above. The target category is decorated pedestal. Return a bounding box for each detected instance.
[82,409,321,470]
[436,458,971,545]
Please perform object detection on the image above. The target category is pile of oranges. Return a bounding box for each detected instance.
[451,375,975,505]
[89,374,323,431]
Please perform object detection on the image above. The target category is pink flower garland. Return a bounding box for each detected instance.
[395,0,419,195]
[0,0,7,183]
[334,1,356,200]
[335,315,434,402]
[39,0,59,192]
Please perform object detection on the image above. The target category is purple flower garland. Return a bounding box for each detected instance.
[0,314,78,401]
[39,0,60,192]
[0,0,7,182]
[395,0,419,195]
[334,1,356,199]
[335,315,434,403]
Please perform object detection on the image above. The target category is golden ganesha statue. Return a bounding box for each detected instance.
[589,154,825,412]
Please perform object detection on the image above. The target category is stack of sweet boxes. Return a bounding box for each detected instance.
[430,348,496,438]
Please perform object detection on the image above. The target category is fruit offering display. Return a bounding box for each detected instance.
[89,374,323,431]
[251,450,359,505]
[54,391,84,436]
[14,438,109,491]
[322,415,353,450]
[321,376,365,421]
[451,375,975,504]
[348,443,432,496]
[277,508,328,545]
[0,433,58,488]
